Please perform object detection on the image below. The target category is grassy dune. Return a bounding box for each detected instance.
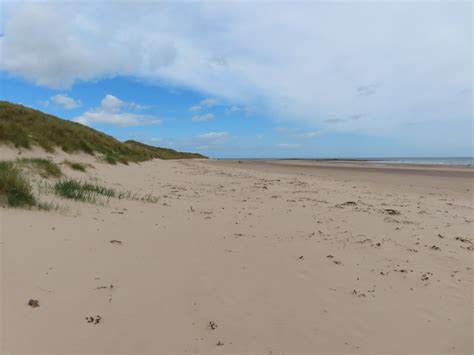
[0,101,202,208]
[0,101,207,163]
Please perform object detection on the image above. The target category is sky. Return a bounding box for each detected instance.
[0,0,472,158]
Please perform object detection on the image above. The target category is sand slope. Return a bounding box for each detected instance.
[1,155,473,354]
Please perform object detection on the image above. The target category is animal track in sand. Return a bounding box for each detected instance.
[336,201,357,207]
[28,299,39,308]
[455,236,472,244]
[352,289,366,297]
[421,272,433,281]
[393,269,411,273]
[384,208,401,215]
[85,315,102,325]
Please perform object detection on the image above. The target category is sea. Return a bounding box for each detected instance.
[222,157,474,166]
[364,157,473,166]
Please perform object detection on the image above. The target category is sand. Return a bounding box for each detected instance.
[1,150,473,354]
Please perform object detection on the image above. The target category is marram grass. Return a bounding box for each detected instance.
[18,158,62,178]
[63,160,88,172]
[0,161,36,207]
[53,179,159,204]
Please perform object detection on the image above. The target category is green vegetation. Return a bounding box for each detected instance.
[0,101,207,163]
[53,179,159,204]
[18,158,62,178]
[0,161,36,207]
[63,160,88,172]
[54,180,116,202]
[0,158,159,209]
[124,140,206,160]
[101,152,127,165]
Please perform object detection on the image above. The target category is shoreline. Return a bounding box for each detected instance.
[216,158,474,168]
[209,158,474,180]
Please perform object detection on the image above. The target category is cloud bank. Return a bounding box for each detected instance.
[50,94,81,109]
[74,95,161,127]
[1,1,471,137]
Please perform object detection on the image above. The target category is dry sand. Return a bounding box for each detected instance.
[1,150,473,354]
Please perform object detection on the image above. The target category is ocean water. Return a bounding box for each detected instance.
[366,157,473,166]
[222,157,474,166]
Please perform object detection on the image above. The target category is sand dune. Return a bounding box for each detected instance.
[1,152,473,354]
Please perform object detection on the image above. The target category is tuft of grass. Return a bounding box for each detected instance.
[37,201,68,212]
[53,178,159,204]
[54,180,116,202]
[63,160,88,172]
[101,152,127,165]
[18,158,62,178]
[139,193,160,204]
[0,161,36,207]
[115,190,160,203]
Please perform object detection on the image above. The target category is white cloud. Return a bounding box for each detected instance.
[0,1,471,138]
[228,105,241,113]
[129,102,151,110]
[50,94,81,109]
[189,105,201,112]
[198,131,230,144]
[226,105,255,116]
[100,94,123,113]
[74,94,161,127]
[200,98,218,107]
[188,98,218,112]
[198,132,229,139]
[75,112,160,127]
[192,113,215,122]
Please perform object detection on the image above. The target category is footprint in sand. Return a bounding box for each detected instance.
[85,315,102,325]
[28,299,40,308]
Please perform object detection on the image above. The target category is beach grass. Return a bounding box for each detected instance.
[63,160,88,172]
[0,161,36,207]
[54,179,116,202]
[53,178,159,204]
[18,158,62,178]
[0,158,159,209]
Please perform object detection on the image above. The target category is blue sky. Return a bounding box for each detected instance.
[0,1,472,158]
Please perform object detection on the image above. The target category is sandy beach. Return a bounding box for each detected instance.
[1,152,473,354]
